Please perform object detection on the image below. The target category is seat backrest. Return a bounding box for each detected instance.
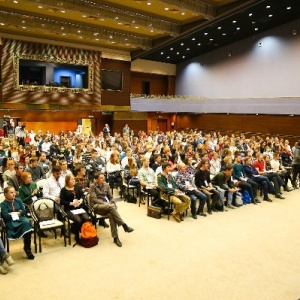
[36,179,47,189]
[0,193,5,203]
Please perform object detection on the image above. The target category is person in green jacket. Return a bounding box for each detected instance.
[157,163,190,223]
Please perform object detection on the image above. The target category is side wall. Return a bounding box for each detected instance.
[176,19,300,103]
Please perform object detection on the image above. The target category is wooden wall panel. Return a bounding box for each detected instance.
[130,72,169,95]
[1,39,101,106]
[113,120,147,134]
[101,58,130,107]
[25,122,77,134]
[176,114,300,141]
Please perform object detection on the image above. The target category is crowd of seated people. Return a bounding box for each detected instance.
[0,127,299,265]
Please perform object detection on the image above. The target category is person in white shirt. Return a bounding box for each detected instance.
[270,153,293,191]
[58,159,73,187]
[210,152,221,178]
[43,166,62,203]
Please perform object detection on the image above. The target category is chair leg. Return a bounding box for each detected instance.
[34,227,37,254]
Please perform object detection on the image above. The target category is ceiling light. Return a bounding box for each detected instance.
[93,32,99,35]
[61,10,66,13]
[182,56,185,58]
[222,33,226,36]
[109,35,113,39]
[181,12,185,15]
[287,6,291,10]
[95,38,99,41]
[135,26,139,29]
[204,32,208,35]
[13,0,18,3]
[192,38,195,41]
[237,27,240,30]
[218,27,222,30]
[38,6,43,9]
[197,43,201,46]
[181,43,184,46]
[161,52,164,55]
[82,15,86,18]
[186,48,190,50]
[266,6,270,8]
[177,52,179,55]
[232,20,236,23]
[269,14,273,17]
[77,30,81,33]
[22,26,26,29]
[255,28,258,31]
[209,39,213,41]
[0,23,4,26]
[147,2,151,5]
[165,7,169,11]
[249,13,253,16]
[170,47,173,50]
[62,33,66,36]
[167,56,170,59]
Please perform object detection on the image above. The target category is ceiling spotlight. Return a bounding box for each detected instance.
[209,38,213,41]
[165,7,169,10]
[177,52,179,55]
[147,2,151,5]
[61,10,66,13]
[197,43,201,46]
[269,14,273,17]
[170,47,173,50]
[222,33,226,36]
[218,27,222,30]
[266,5,270,8]
[181,12,185,15]
[192,38,195,41]
[237,27,240,30]
[38,5,43,9]
[232,20,236,23]
[161,52,164,55]
[0,23,5,26]
[186,48,190,50]
[167,56,170,59]
[287,6,291,10]
[255,28,258,31]
[249,13,253,16]
[204,32,208,35]
[181,43,184,46]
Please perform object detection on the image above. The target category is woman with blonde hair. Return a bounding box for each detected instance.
[2,159,16,182]
[106,152,123,194]
[60,174,89,243]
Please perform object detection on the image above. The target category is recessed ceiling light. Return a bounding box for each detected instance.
[170,47,173,50]
[167,56,170,59]
[177,52,179,55]
[135,26,139,29]
[232,20,236,23]
[0,23,4,26]
[209,39,213,41]
[38,5,43,9]
[82,15,86,18]
[182,56,185,58]
[61,10,66,13]
[13,0,18,3]
[237,27,240,30]
[186,48,190,50]
[93,32,99,35]
[204,32,208,35]
[192,38,195,41]
[269,14,273,17]
[287,6,291,10]
[79,36,83,39]
[22,26,26,29]
[249,13,253,16]
[181,12,185,15]
[77,30,81,33]
[181,43,184,46]
[147,2,151,5]
[165,7,169,11]
[197,43,201,46]
[62,33,66,36]
[266,5,270,8]
[161,52,164,55]
[95,38,99,41]
[218,27,222,30]
[109,35,113,39]
[255,28,258,31]
[222,33,226,36]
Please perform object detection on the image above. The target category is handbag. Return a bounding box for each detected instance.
[35,202,54,222]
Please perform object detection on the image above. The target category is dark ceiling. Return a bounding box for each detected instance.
[0,0,299,64]
[134,0,300,64]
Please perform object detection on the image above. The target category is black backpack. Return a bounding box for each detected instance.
[124,193,137,204]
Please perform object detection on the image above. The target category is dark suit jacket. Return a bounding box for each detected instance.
[211,172,234,190]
